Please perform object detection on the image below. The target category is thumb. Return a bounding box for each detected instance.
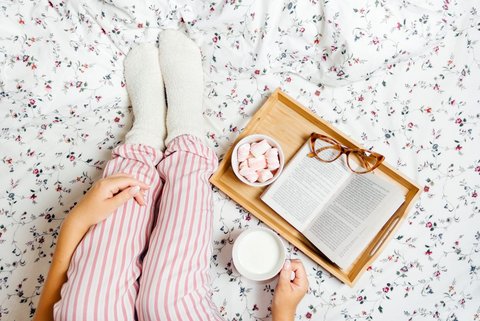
[278,259,292,284]
[110,185,140,208]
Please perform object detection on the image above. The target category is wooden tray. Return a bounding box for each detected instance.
[210,89,421,286]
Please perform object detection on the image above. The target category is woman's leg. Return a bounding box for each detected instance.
[53,144,163,321]
[137,135,221,321]
[54,44,167,321]
[137,30,223,321]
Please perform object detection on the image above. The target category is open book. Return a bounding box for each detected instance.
[261,140,405,269]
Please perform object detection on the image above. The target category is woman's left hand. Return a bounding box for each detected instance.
[69,173,150,228]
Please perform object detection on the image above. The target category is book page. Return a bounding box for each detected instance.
[261,142,351,231]
[303,172,404,269]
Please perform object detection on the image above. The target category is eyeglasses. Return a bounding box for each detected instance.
[307,133,384,174]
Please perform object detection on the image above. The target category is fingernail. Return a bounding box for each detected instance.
[130,185,140,195]
[283,259,291,270]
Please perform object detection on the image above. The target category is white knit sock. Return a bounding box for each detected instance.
[158,30,206,145]
[124,43,166,150]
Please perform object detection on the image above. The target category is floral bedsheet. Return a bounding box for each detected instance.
[1,1,479,320]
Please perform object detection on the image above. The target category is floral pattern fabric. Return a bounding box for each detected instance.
[0,0,479,320]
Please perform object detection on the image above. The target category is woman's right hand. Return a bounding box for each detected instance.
[272,259,309,321]
[69,173,150,229]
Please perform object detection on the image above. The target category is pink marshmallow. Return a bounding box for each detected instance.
[239,167,259,183]
[266,148,280,170]
[265,148,278,159]
[250,139,271,157]
[248,155,267,171]
[257,169,274,183]
[237,143,251,162]
[267,160,280,170]
[239,161,248,170]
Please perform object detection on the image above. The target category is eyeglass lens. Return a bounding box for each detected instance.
[347,150,379,173]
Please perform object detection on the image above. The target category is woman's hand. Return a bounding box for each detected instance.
[272,259,309,321]
[69,173,150,229]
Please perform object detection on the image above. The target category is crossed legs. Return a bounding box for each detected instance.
[53,31,222,321]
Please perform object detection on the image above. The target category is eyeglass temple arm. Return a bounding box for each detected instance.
[307,146,335,158]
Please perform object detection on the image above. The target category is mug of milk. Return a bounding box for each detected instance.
[232,228,287,281]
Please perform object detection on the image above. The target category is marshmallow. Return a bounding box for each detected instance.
[250,139,271,157]
[248,155,267,171]
[239,167,259,183]
[239,161,248,170]
[237,143,251,162]
[267,160,280,170]
[265,148,278,159]
[257,169,274,183]
[266,148,280,170]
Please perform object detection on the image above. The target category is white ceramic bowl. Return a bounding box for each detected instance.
[232,228,286,281]
[231,134,285,187]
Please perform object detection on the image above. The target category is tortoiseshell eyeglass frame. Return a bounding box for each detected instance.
[307,133,385,174]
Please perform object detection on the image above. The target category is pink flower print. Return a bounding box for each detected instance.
[305,312,312,319]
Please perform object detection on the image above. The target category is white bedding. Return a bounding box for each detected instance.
[1,1,479,320]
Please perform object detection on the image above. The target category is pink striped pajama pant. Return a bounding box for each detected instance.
[53,135,223,321]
